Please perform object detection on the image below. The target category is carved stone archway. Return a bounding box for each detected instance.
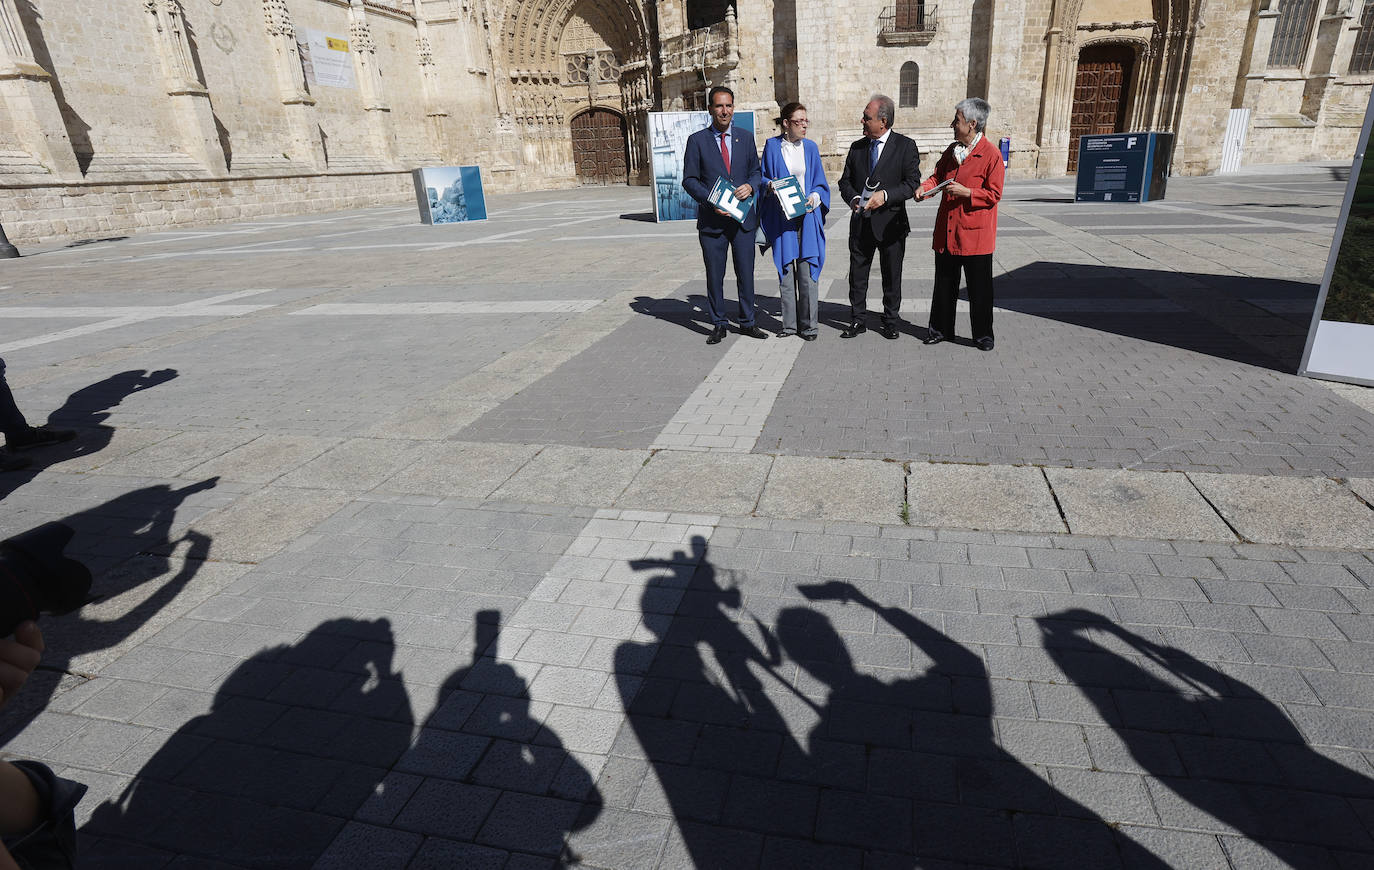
[1037,0,1196,176]
[498,0,655,184]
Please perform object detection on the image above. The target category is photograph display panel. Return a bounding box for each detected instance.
[649,111,755,222]
[413,166,488,225]
[1301,89,1374,386]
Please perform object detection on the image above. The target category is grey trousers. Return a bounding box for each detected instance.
[779,260,819,336]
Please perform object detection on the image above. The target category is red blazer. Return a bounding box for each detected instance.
[919,135,1004,256]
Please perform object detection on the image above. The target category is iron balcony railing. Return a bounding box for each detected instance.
[878,4,938,41]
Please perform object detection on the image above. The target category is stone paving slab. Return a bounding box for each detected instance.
[756,455,906,525]
[615,449,771,515]
[1351,477,1374,507]
[491,445,648,506]
[1045,468,1237,542]
[1189,472,1374,548]
[179,434,343,484]
[188,486,355,563]
[909,463,1066,533]
[376,441,542,499]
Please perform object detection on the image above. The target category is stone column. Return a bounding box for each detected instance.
[413,0,447,157]
[347,0,396,165]
[261,0,324,169]
[144,0,227,174]
[1035,26,1075,176]
[0,0,79,178]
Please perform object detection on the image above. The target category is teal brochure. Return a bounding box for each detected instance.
[771,175,809,219]
[707,176,755,224]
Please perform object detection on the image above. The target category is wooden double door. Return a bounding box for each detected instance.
[571,108,628,185]
[1067,45,1134,173]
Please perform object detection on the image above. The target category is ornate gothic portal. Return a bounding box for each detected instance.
[500,0,654,185]
[1037,0,1197,176]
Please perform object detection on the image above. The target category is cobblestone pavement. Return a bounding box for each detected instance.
[1,167,1373,868]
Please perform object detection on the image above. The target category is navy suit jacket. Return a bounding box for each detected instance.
[682,124,762,234]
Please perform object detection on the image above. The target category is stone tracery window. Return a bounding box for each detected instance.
[1267,0,1319,69]
[899,61,919,107]
[1352,1,1374,74]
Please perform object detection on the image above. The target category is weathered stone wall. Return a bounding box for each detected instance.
[0,170,414,244]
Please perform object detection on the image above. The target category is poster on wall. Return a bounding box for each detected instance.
[648,110,755,222]
[1300,88,1374,386]
[296,28,356,90]
[412,166,488,225]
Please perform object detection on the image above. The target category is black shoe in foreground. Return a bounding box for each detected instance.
[922,329,945,345]
[801,333,817,341]
[706,325,727,345]
[976,336,995,351]
[840,322,866,339]
[739,325,769,339]
[7,424,77,451]
[878,324,899,340]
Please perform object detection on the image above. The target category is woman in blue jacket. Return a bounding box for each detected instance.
[761,102,830,340]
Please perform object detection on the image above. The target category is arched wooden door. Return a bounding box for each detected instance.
[1067,44,1134,173]
[571,108,629,185]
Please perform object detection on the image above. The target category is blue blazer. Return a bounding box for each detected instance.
[760,135,830,282]
[682,124,762,234]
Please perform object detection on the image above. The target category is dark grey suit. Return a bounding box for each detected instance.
[837,131,921,326]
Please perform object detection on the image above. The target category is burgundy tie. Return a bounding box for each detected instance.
[719,132,730,174]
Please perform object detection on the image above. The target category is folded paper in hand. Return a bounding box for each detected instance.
[924,178,955,197]
[771,176,809,220]
[708,177,755,224]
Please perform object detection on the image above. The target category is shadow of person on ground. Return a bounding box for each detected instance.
[1039,608,1374,866]
[618,538,1171,867]
[0,477,218,741]
[785,583,1169,867]
[83,618,413,868]
[385,611,602,868]
[1,368,178,501]
[630,295,782,337]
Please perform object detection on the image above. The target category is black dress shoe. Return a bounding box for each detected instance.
[800,333,817,341]
[840,322,866,339]
[706,326,727,345]
[878,323,899,340]
[922,329,945,345]
[976,336,995,351]
[739,325,769,339]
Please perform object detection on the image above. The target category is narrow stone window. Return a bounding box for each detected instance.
[899,62,919,108]
[1268,0,1320,69]
[1351,1,1374,74]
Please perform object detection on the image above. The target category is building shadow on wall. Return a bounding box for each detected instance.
[1039,609,1374,867]
[82,610,603,868]
[180,14,233,170]
[15,0,93,173]
[617,539,1172,867]
[1,368,178,502]
[0,476,218,743]
[989,261,1319,372]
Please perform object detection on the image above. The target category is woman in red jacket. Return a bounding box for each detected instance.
[915,98,1004,351]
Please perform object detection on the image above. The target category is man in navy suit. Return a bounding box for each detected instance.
[682,86,767,344]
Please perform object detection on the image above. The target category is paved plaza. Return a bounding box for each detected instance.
[2,165,1374,868]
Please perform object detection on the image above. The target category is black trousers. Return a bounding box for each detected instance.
[929,251,994,340]
[848,220,905,326]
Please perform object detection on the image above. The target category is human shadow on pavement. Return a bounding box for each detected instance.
[1039,608,1374,866]
[0,477,218,742]
[1,368,178,501]
[389,611,602,867]
[83,618,414,868]
[630,294,783,337]
[620,542,1169,867]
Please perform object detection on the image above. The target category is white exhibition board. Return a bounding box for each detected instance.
[1300,89,1374,386]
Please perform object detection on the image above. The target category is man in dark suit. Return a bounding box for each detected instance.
[837,94,921,339]
[682,85,767,345]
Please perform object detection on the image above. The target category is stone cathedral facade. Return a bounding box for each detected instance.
[0,0,1370,243]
